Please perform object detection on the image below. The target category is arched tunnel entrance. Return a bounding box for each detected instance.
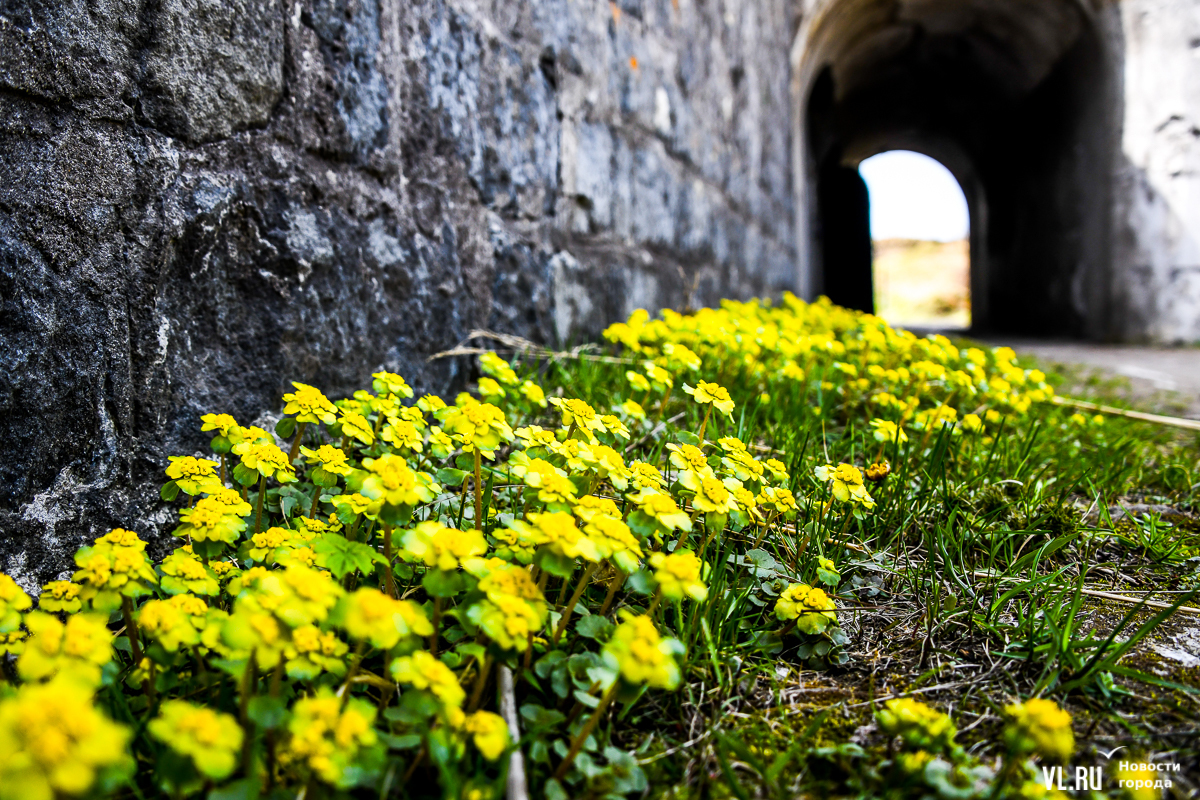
[796,0,1116,338]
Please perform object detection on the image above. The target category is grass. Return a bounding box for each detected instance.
[532,312,1200,798]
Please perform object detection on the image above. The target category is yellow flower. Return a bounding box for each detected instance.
[437,399,514,453]
[580,443,630,486]
[584,516,643,573]
[459,710,509,760]
[662,342,701,371]
[600,415,630,440]
[507,512,600,563]
[401,522,487,571]
[619,399,646,420]
[682,380,735,416]
[629,489,692,533]
[774,583,836,634]
[467,595,547,650]
[0,630,26,656]
[282,382,338,425]
[509,454,577,506]
[18,612,112,686]
[548,397,607,439]
[602,612,683,690]
[334,588,432,649]
[72,533,158,608]
[479,352,519,386]
[814,463,875,509]
[282,689,380,788]
[627,461,666,490]
[149,701,243,780]
[0,573,32,632]
[160,550,219,596]
[0,676,131,800]
[201,413,239,437]
[515,425,558,449]
[165,456,220,495]
[426,426,456,459]
[285,624,350,679]
[390,650,465,709]
[332,492,374,518]
[678,470,739,515]
[37,581,81,614]
[626,371,651,393]
[232,439,296,482]
[205,486,253,516]
[649,550,707,602]
[336,410,373,447]
[418,394,447,413]
[475,563,546,603]
[1003,698,1074,763]
[876,698,957,753]
[666,443,711,475]
[137,597,204,652]
[301,444,353,475]
[174,497,249,544]
[477,376,506,399]
[519,380,548,407]
[757,485,798,514]
[380,416,424,452]
[961,413,984,433]
[372,371,414,398]
[865,461,890,481]
[573,495,621,523]
[357,453,439,509]
[764,458,789,482]
[869,419,908,444]
[644,362,673,391]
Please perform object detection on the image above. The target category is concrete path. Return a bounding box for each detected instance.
[988,340,1200,419]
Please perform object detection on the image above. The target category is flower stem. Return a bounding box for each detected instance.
[382,524,396,598]
[553,562,598,644]
[697,405,713,442]
[466,651,492,712]
[288,421,308,465]
[473,449,483,531]
[121,596,144,664]
[599,570,626,617]
[430,596,442,657]
[253,474,267,535]
[239,652,258,777]
[552,681,619,780]
[339,640,367,711]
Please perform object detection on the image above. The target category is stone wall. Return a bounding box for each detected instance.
[0,0,797,588]
[1113,0,1200,343]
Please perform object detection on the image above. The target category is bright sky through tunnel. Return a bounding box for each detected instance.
[859,151,969,242]
[860,151,971,329]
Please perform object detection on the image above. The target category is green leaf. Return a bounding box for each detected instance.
[422,569,464,598]
[232,462,259,487]
[207,778,260,800]
[313,533,380,579]
[247,696,287,730]
[576,615,614,641]
[676,431,701,446]
[159,481,180,502]
[536,549,577,578]
[275,418,296,438]
[436,468,468,487]
[209,435,232,455]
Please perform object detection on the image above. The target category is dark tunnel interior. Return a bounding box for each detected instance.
[804,0,1115,337]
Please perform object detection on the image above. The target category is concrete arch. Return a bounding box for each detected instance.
[791,0,1120,337]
